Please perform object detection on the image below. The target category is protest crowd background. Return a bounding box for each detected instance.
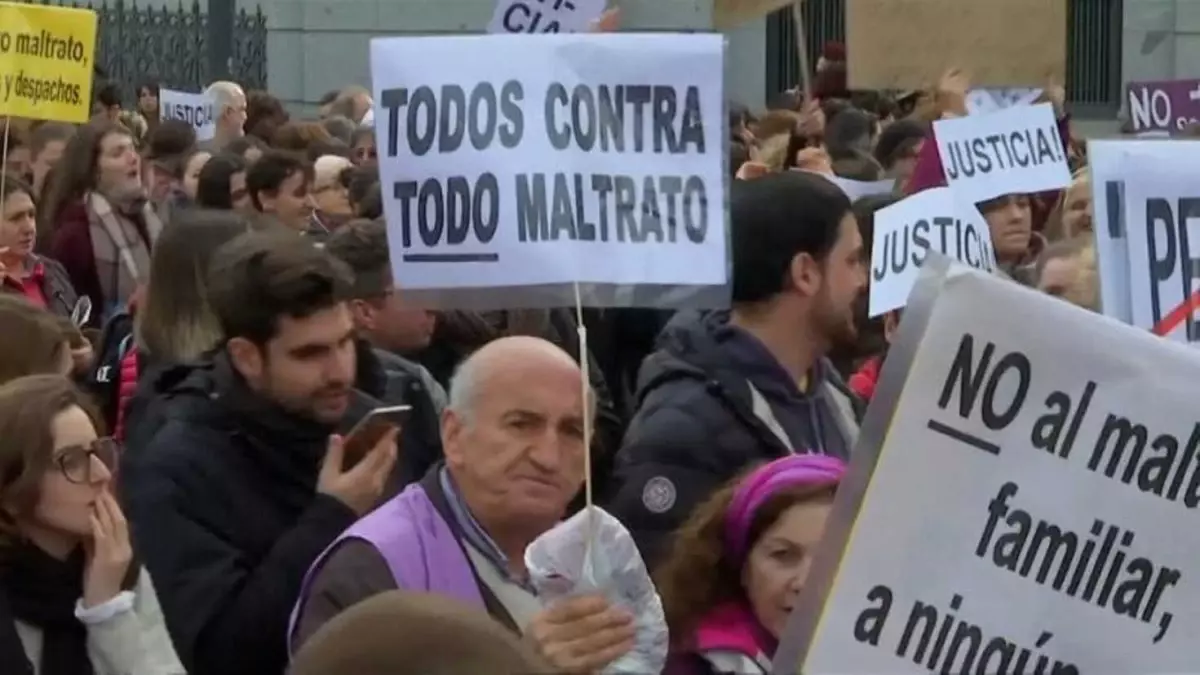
[1,0,1197,673]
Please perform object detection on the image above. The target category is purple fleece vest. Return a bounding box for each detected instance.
[288,482,484,652]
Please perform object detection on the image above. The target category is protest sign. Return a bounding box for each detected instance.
[0,2,97,123]
[369,33,727,309]
[488,0,607,34]
[933,103,1070,203]
[159,87,216,141]
[1126,79,1200,134]
[1122,165,1200,344]
[1089,141,1200,326]
[847,0,1065,90]
[869,187,994,317]
[778,259,1200,674]
[823,174,895,203]
[965,88,1043,117]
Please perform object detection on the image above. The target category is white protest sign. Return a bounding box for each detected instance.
[369,34,726,297]
[1089,141,1200,326]
[783,261,1200,674]
[488,0,607,34]
[1123,164,1200,344]
[825,174,896,203]
[965,88,1043,116]
[159,87,216,141]
[933,102,1070,202]
[869,187,994,317]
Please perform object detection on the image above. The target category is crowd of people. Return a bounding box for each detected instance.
[0,36,1119,675]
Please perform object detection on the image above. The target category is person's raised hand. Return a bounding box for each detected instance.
[1043,74,1067,119]
[527,594,636,674]
[936,68,970,118]
[794,145,833,175]
[83,490,133,608]
[735,160,771,181]
[588,7,620,32]
[71,341,95,375]
[317,428,398,515]
[797,97,825,140]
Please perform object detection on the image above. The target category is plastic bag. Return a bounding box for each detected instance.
[525,505,668,674]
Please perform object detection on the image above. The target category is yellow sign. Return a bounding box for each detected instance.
[0,1,98,123]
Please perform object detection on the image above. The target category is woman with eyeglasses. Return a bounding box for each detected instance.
[0,375,183,674]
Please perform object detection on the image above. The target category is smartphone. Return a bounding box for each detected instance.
[343,405,410,469]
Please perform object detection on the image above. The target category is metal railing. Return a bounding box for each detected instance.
[765,0,1123,118]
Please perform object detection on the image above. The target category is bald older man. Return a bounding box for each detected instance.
[289,336,634,672]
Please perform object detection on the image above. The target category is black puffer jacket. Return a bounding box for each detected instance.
[119,345,436,675]
[118,355,358,675]
[604,311,862,567]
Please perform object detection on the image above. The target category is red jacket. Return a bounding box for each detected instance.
[849,356,882,402]
[114,345,140,442]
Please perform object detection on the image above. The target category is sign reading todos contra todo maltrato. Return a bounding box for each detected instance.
[369,33,726,294]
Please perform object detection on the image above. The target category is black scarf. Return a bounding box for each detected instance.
[0,543,139,675]
[210,355,337,510]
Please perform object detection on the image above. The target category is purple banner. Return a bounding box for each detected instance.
[1126,79,1200,133]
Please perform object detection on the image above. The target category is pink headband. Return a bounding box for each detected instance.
[723,454,847,565]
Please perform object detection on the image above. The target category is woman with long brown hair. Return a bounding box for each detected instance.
[0,375,183,674]
[39,123,163,324]
[656,455,846,675]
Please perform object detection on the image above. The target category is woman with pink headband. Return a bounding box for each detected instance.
[654,454,846,675]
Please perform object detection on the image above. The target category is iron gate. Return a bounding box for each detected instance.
[28,0,267,101]
[766,0,1124,118]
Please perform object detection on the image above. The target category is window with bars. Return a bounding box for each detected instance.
[765,0,1123,118]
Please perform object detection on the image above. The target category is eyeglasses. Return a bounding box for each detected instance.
[55,438,119,484]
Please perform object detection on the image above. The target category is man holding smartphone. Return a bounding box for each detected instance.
[119,232,401,675]
[325,219,446,486]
